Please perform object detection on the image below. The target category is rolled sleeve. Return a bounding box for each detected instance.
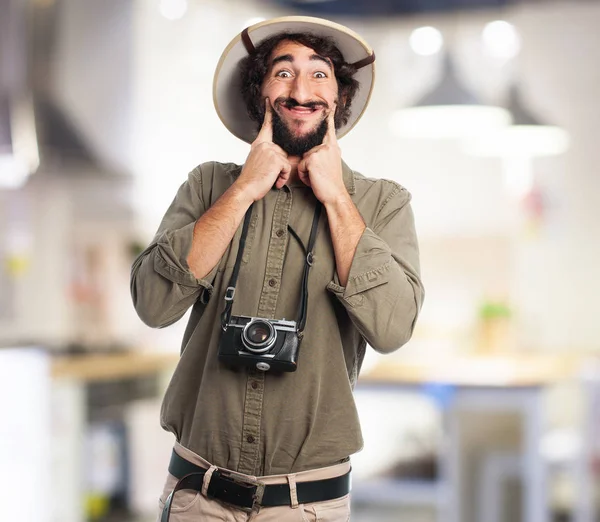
[326,185,424,353]
[131,165,217,328]
[154,221,218,292]
[326,227,392,299]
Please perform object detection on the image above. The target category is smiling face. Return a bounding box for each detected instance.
[260,40,340,155]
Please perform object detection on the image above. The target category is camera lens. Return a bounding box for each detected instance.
[242,320,276,353]
[247,322,270,343]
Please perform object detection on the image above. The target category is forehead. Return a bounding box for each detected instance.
[268,40,329,66]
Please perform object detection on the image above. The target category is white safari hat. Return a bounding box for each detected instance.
[213,16,376,144]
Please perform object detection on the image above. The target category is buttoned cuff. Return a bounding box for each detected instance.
[326,227,391,300]
[154,221,218,294]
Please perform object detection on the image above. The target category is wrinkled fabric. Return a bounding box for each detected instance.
[131,160,424,476]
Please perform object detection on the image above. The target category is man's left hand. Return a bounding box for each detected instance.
[298,105,346,205]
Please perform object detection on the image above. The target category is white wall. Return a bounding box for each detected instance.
[508,2,600,351]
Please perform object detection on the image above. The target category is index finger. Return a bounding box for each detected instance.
[255,98,273,143]
[323,103,337,144]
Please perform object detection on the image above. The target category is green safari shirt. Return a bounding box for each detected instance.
[130,160,424,476]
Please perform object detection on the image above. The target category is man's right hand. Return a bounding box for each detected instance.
[236,98,291,202]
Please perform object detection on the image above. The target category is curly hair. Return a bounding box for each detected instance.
[239,32,359,130]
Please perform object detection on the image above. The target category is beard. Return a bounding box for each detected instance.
[271,106,328,156]
[254,97,334,156]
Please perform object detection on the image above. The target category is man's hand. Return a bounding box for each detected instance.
[297,106,345,205]
[236,98,292,201]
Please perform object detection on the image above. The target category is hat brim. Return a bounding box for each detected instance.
[213,16,375,144]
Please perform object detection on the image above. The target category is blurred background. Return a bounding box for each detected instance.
[1,0,599,521]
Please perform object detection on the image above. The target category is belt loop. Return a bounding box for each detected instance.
[287,474,299,508]
[202,465,218,497]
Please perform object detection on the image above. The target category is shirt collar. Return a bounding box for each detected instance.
[341,160,356,195]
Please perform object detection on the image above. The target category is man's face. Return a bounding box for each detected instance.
[260,40,339,156]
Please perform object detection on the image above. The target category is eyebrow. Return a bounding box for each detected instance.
[270,53,333,71]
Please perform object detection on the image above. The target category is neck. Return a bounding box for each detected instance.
[286,155,302,185]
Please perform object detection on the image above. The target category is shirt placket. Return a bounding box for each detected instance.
[237,188,293,475]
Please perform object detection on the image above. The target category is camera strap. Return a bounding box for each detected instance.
[221,203,255,329]
[220,201,322,332]
[292,203,322,333]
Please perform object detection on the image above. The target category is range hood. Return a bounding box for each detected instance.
[0,0,109,190]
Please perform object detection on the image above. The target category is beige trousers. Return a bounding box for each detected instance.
[157,443,351,521]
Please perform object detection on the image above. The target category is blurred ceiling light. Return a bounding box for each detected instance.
[0,95,39,190]
[159,0,188,21]
[390,54,511,139]
[242,17,266,29]
[465,85,570,158]
[482,20,521,60]
[409,26,443,56]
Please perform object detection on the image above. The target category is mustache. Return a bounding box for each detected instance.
[275,97,329,111]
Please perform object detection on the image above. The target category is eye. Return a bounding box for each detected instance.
[275,70,292,78]
[314,71,327,79]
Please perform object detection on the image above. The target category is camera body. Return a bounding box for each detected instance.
[218,315,301,372]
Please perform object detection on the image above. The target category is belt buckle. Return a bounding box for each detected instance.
[207,469,265,514]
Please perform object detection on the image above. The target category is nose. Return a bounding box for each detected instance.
[289,75,312,104]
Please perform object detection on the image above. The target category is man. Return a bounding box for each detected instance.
[131,16,424,522]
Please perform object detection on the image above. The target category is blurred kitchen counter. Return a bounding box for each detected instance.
[359,352,590,387]
[51,351,179,381]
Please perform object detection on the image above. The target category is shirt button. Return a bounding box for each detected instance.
[251,381,258,390]
[247,435,255,444]
[276,229,285,238]
[268,278,277,287]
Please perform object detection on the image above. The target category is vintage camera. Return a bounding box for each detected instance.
[218,315,301,372]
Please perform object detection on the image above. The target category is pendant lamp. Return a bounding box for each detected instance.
[390,54,512,139]
[465,84,570,198]
[465,84,570,157]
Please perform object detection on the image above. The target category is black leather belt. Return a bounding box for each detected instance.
[161,450,351,521]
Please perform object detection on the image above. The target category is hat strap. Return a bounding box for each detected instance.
[241,28,256,54]
[351,52,375,70]
[240,27,375,70]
